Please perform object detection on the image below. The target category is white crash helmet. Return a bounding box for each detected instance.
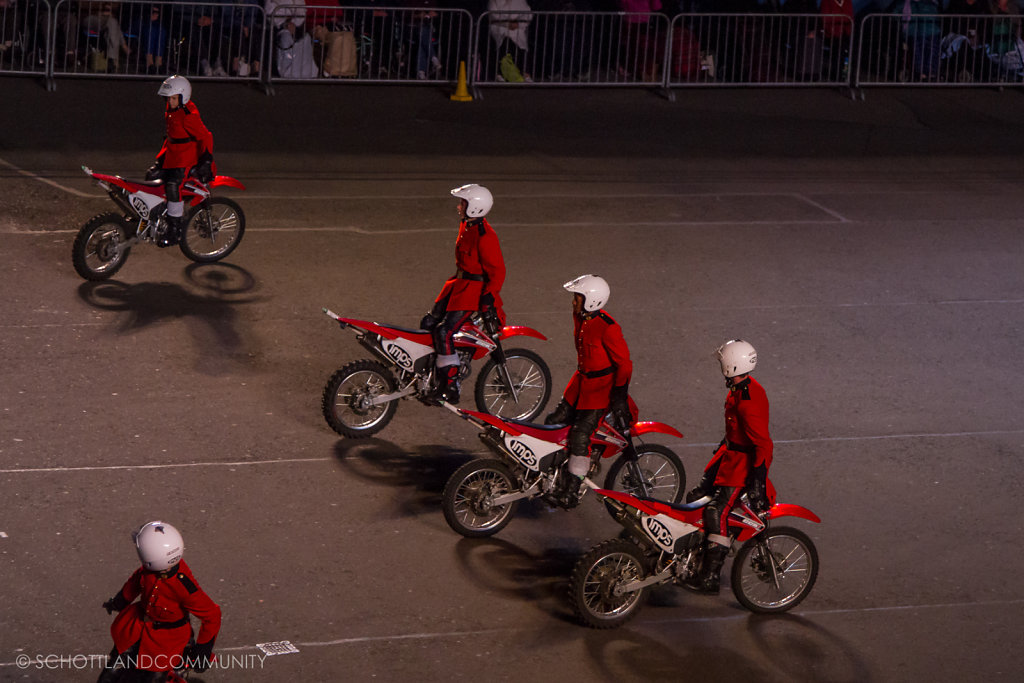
[564,274,610,312]
[451,184,493,218]
[717,339,757,378]
[158,75,192,104]
[133,521,184,572]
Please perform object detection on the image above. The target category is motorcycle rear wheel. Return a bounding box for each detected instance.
[569,538,650,629]
[321,359,398,438]
[604,444,686,503]
[474,348,551,422]
[71,212,130,281]
[731,526,819,614]
[179,197,245,263]
[442,458,519,538]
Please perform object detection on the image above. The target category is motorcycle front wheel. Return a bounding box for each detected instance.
[569,538,651,629]
[474,348,551,421]
[321,359,398,438]
[731,526,819,614]
[442,458,520,538]
[179,197,245,263]
[71,213,131,281]
[604,444,686,504]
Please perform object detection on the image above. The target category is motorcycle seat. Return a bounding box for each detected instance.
[125,178,165,187]
[507,419,564,431]
[385,323,429,335]
[636,495,708,512]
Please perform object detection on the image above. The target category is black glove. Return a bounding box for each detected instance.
[479,292,495,310]
[419,312,439,330]
[186,639,215,673]
[102,593,129,615]
[747,463,769,513]
[544,399,571,426]
[194,152,214,183]
[144,162,163,181]
[609,384,631,430]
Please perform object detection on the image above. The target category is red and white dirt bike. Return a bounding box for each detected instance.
[568,485,821,628]
[321,308,552,437]
[72,165,246,281]
[439,401,686,537]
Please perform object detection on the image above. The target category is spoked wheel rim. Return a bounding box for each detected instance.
[581,551,645,620]
[738,535,815,610]
[480,355,547,420]
[451,467,515,532]
[184,202,242,258]
[613,447,684,502]
[83,225,124,274]
[332,370,392,431]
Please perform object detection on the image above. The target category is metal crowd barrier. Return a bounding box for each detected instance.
[265,4,473,87]
[855,12,1024,87]
[7,6,1024,95]
[1,0,51,83]
[49,1,266,83]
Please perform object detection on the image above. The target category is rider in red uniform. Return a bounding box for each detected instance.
[146,75,215,248]
[685,339,774,594]
[421,184,505,403]
[99,521,221,682]
[545,274,632,504]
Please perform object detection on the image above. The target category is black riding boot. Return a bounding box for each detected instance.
[158,214,183,247]
[437,365,460,404]
[684,543,729,595]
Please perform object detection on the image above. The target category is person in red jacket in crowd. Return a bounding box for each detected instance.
[98,521,221,683]
[145,75,215,248]
[421,184,506,403]
[685,339,774,595]
[544,274,632,505]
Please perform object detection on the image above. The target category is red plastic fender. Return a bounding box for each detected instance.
[768,503,821,524]
[496,325,547,342]
[337,318,402,341]
[593,488,662,516]
[95,173,137,193]
[631,421,684,439]
[209,175,246,191]
[457,408,523,436]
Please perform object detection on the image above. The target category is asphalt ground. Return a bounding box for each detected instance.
[1,77,1023,682]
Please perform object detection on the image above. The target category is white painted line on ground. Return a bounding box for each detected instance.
[4,595,1015,668]
[0,457,329,474]
[4,428,1023,475]
[0,156,102,198]
[792,192,851,222]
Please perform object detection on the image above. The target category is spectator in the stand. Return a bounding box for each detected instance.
[820,0,854,78]
[893,0,942,81]
[946,0,988,81]
[82,2,132,72]
[172,1,225,76]
[986,0,1022,75]
[401,0,442,80]
[308,0,357,77]
[0,0,22,68]
[220,0,262,76]
[488,0,532,81]
[265,0,306,35]
[134,4,167,75]
[617,0,661,81]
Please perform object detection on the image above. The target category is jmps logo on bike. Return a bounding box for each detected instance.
[130,195,150,219]
[643,516,674,550]
[382,341,413,369]
[506,438,538,469]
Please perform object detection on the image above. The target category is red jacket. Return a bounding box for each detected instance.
[562,310,632,410]
[110,560,221,670]
[434,217,505,314]
[705,376,773,487]
[157,101,213,171]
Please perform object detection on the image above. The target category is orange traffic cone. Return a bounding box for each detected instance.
[450,60,472,102]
